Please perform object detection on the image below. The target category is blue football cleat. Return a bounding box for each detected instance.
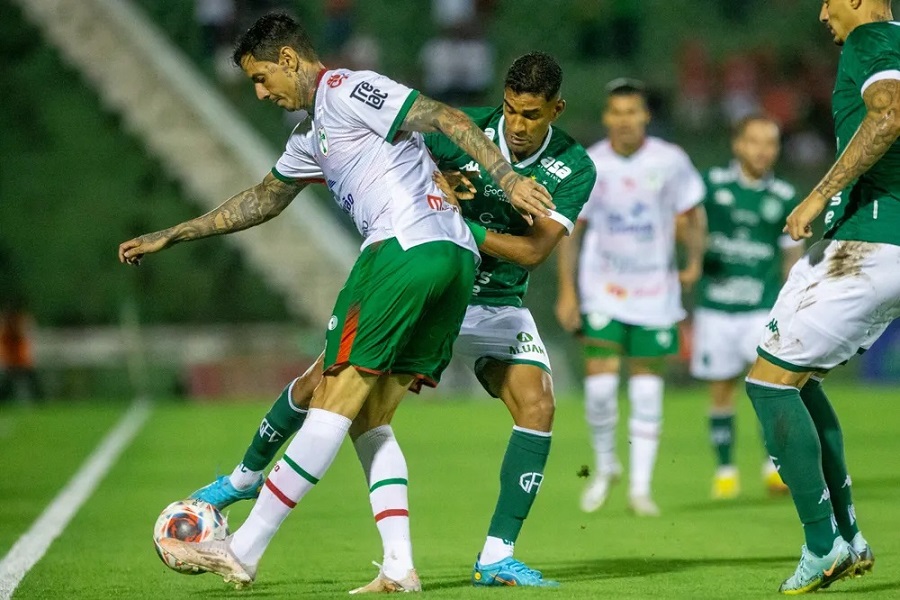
[190,474,264,510]
[472,555,559,587]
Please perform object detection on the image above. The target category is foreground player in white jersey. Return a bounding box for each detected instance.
[556,79,707,516]
[118,13,552,591]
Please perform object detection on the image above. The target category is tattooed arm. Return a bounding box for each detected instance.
[401,94,553,224]
[785,78,900,240]
[118,172,306,264]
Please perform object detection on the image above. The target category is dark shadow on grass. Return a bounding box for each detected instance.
[827,579,900,594]
[533,555,797,583]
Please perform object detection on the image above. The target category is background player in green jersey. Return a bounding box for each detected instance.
[745,0,900,593]
[690,115,805,500]
[188,52,596,588]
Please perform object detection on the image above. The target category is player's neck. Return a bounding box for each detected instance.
[299,62,327,111]
[610,138,645,158]
[737,163,767,186]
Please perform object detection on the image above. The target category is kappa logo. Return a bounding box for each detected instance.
[766,319,779,335]
[519,472,544,494]
[318,128,329,156]
[516,331,533,343]
[328,315,338,330]
[818,487,831,505]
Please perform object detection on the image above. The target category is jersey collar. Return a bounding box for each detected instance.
[497,116,553,169]
[730,160,773,191]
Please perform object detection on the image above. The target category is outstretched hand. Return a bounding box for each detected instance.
[118,232,172,265]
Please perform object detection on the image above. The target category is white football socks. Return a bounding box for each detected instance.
[585,373,620,477]
[354,425,414,580]
[230,408,351,566]
[628,375,663,498]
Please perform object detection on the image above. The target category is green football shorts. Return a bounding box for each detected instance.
[581,312,678,359]
[324,237,475,391]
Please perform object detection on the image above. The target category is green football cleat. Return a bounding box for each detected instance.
[779,538,856,595]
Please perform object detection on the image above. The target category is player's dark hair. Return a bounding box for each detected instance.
[732,114,779,140]
[232,12,318,67]
[605,77,648,102]
[504,52,563,100]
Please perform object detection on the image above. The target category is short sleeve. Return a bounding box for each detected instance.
[846,24,900,95]
[334,71,420,142]
[272,125,325,183]
[547,161,597,234]
[779,234,805,250]
[669,149,706,214]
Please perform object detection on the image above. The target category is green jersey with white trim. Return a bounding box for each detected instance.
[425,106,596,307]
[698,163,799,312]
[825,21,900,245]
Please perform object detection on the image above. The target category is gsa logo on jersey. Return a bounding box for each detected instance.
[328,315,338,331]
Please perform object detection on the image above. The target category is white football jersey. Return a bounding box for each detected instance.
[578,137,705,326]
[273,69,478,257]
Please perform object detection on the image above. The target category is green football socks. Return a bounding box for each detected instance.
[746,380,837,556]
[486,427,551,545]
[800,377,860,542]
[710,412,735,467]
[241,379,308,472]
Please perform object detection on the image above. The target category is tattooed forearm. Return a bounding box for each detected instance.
[813,79,900,200]
[402,94,515,189]
[166,173,304,245]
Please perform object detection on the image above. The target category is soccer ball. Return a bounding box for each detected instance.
[153,499,229,573]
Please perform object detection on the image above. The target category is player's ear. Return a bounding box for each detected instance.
[552,98,566,121]
[279,46,300,70]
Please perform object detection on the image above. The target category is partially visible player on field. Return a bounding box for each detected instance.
[556,79,707,517]
[691,115,804,500]
[744,0,899,593]
[118,12,553,591]
[189,51,596,589]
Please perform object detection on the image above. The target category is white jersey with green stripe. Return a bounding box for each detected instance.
[273,68,477,256]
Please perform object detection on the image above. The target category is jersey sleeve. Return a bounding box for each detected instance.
[846,24,900,95]
[333,71,420,143]
[547,159,597,234]
[272,124,325,183]
[668,148,706,214]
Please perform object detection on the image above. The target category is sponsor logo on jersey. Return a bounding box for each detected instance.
[606,283,628,298]
[516,331,533,343]
[508,340,545,356]
[540,156,572,180]
[327,73,348,88]
[731,209,760,226]
[606,203,655,239]
[478,212,493,224]
[339,193,354,214]
[483,184,509,202]
[760,196,783,223]
[461,160,481,177]
[318,128,329,156]
[350,81,388,109]
[484,127,496,141]
[715,189,735,206]
[519,472,544,494]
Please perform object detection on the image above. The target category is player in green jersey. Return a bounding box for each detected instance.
[690,115,805,500]
[745,0,900,593]
[189,52,596,588]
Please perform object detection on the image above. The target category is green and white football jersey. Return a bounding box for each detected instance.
[425,106,596,307]
[825,21,900,245]
[698,162,800,312]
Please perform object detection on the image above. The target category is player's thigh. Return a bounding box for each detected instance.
[690,308,751,381]
[311,365,380,418]
[391,241,477,391]
[582,312,625,373]
[487,361,555,430]
[455,305,552,397]
[758,240,900,372]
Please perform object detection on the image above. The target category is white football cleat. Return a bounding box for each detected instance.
[628,494,660,517]
[349,562,421,593]
[580,471,620,513]
[158,535,256,587]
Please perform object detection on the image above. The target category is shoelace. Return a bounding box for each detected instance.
[503,559,541,578]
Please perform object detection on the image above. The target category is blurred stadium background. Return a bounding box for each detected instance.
[2,0,899,402]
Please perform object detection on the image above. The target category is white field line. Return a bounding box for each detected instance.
[0,401,152,600]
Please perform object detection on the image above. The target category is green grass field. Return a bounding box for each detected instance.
[2,384,898,599]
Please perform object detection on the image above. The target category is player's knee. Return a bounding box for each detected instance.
[513,388,555,430]
[747,357,811,388]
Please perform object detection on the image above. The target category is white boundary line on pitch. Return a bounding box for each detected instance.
[0,400,152,600]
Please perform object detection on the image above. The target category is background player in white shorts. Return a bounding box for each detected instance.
[556,79,707,516]
[690,115,804,500]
